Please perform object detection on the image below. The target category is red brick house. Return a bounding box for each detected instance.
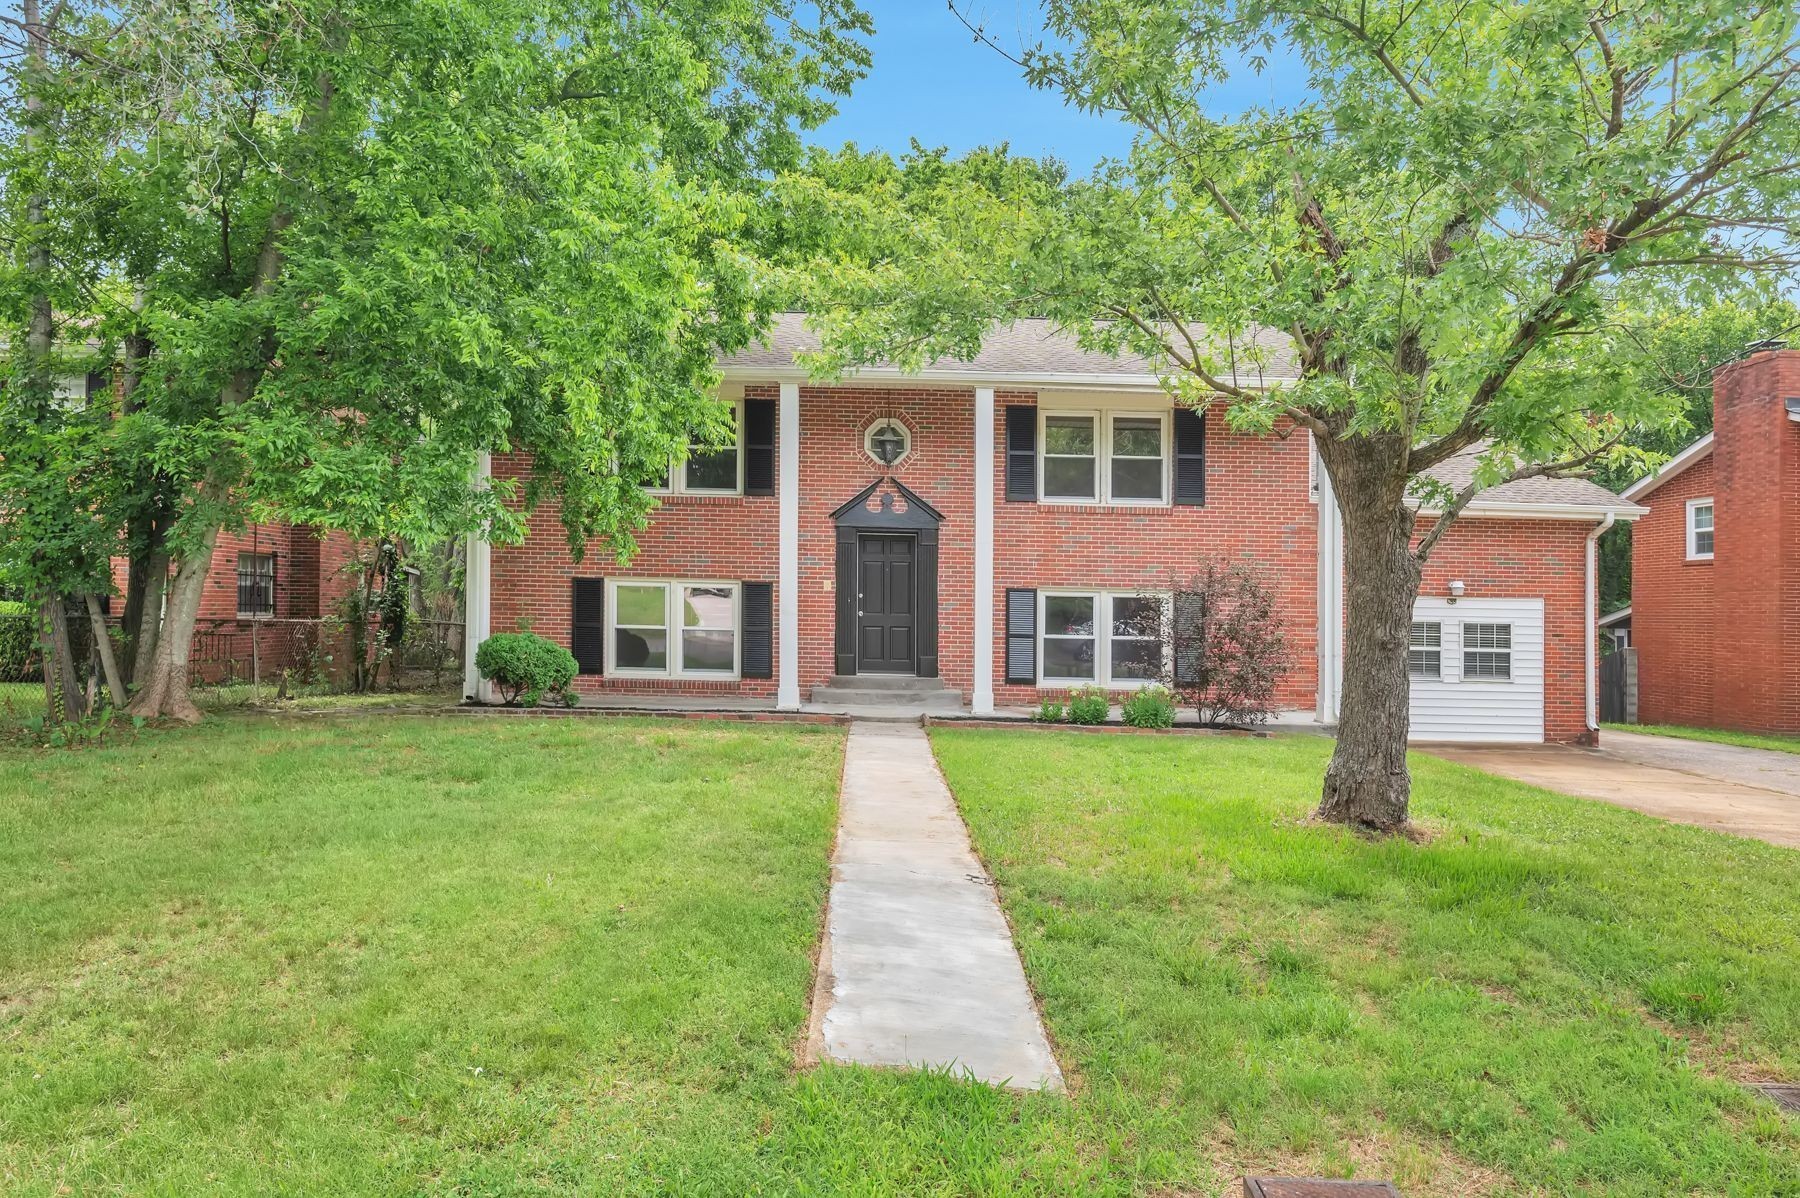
[463,316,1642,743]
[1623,345,1800,734]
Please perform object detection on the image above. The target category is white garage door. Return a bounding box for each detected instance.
[1407,597,1545,743]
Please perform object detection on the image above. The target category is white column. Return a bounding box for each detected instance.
[462,451,494,703]
[777,382,802,710]
[1314,437,1344,725]
[973,387,996,715]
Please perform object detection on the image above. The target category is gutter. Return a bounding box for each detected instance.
[1584,512,1616,737]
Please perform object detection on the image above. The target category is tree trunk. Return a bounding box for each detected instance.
[42,596,83,724]
[121,540,168,685]
[1316,440,1422,834]
[84,594,126,709]
[125,531,219,723]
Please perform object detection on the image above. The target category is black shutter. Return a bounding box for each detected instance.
[1173,407,1207,506]
[1004,404,1037,502]
[571,578,606,675]
[744,398,775,495]
[1172,590,1204,684]
[1005,588,1037,684]
[741,581,773,678]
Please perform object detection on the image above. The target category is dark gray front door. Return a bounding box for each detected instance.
[857,534,915,674]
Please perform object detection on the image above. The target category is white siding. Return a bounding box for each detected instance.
[1408,597,1545,744]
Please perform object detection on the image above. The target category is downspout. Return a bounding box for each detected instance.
[1584,512,1616,741]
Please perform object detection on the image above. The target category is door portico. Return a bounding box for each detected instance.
[831,477,943,678]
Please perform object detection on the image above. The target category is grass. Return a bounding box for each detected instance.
[930,730,1800,1195]
[0,680,457,729]
[1608,721,1800,757]
[1,714,845,1194]
[3,716,1796,1195]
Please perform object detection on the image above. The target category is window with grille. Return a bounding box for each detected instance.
[1408,621,1442,679]
[1462,622,1512,680]
[236,552,276,617]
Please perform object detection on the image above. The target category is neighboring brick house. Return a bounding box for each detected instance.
[108,522,363,682]
[1623,345,1800,735]
[465,316,1643,743]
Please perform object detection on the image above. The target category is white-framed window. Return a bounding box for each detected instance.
[1108,413,1168,503]
[1039,590,1169,687]
[644,399,744,495]
[1038,408,1171,505]
[1041,413,1100,502]
[1686,498,1714,560]
[1462,622,1513,680]
[606,579,739,678]
[1408,621,1442,679]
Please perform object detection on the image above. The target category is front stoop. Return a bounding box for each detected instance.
[808,675,965,711]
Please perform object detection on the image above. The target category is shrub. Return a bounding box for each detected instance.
[1161,559,1293,728]
[1032,699,1065,723]
[474,632,578,705]
[1121,684,1176,729]
[1066,684,1110,725]
[0,608,39,683]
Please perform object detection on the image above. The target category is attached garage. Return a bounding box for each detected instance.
[1407,597,1545,743]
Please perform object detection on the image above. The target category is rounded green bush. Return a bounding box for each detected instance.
[474,632,578,705]
[1066,684,1110,725]
[1121,684,1176,729]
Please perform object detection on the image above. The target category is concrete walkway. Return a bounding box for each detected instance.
[1426,732,1800,849]
[808,722,1063,1091]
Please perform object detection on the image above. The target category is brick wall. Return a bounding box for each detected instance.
[1636,349,1800,734]
[1632,454,1717,727]
[1415,515,1594,742]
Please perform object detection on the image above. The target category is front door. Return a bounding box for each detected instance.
[857,534,915,674]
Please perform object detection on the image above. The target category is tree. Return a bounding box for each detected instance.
[1,0,871,720]
[1594,299,1800,613]
[788,0,1799,832]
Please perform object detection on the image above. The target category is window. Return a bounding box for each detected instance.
[643,401,744,495]
[1462,622,1512,680]
[1041,414,1099,501]
[236,552,276,618]
[607,580,739,678]
[1040,591,1169,686]
[1040,593,1096,680]
[1109,414,1167,502]
[1687,498,1714,560]
[1039,409,1170,505]
[1408,621,1441,679]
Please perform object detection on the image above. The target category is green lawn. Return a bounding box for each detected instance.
[3,718,1796,1195]
[1,715,845,1194]
[1608,721,1800,757]
[931,729,1800,1195]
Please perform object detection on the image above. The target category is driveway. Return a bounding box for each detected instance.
[1424,729,1800,849]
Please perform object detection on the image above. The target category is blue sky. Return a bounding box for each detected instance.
[809,3,1305,171]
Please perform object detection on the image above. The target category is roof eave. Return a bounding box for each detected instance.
[1620,433,1714,502]
[717,363,1294,393]
[1417,499,1649,522]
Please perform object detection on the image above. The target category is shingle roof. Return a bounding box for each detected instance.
[720,313,1300,385]
[1421,445,1638,511]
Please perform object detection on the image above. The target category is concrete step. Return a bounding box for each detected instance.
[825,674,953,692]
[809,685,965,709]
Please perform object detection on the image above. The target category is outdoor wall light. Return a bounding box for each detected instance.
[1448,579,1467,602]
[864,418,911,467]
